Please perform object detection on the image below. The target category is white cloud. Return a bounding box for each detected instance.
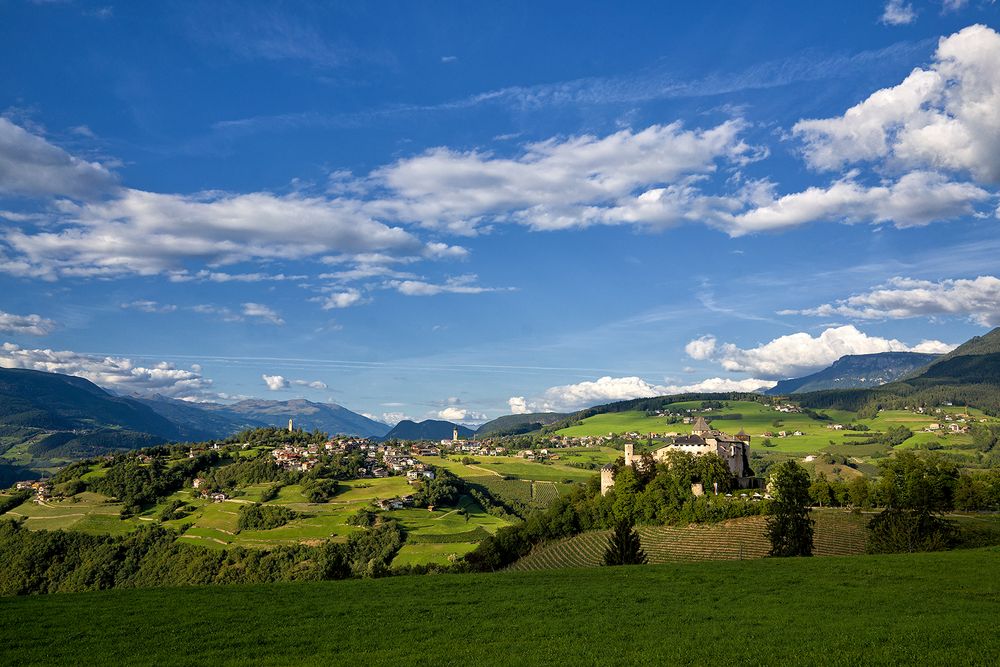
[721,171,988,235]
[508,396,530,414]
[296,379,327,390]
[661,377,778,394]
[387,274,513,296]
[121,300,177,314]
[785,275,1000,326]
[2,187,426,279]
[0,118,116,199]
[687,325,956,378]
[321,288,364,309]
[380,412,410,426]
[241,302,284,325]
[0,342,213,399]
[369,120,757,233]
[262,373,326,391]
[941,0,968,11]
[794,24,1000,183]
[684,335,717,360]
[510,375,775,413]
[0,310,56,336]
[262,374,289,391]
[436,406,487,423]
[881,0,917,25]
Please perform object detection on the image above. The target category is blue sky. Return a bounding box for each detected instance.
[2,0,999,424]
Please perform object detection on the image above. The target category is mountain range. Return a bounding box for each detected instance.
[0,368,390,470]
[765,352,942,395]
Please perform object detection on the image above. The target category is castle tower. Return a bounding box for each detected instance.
[691,416,711,437]
[624,443,634,467]
[600,465,615,496]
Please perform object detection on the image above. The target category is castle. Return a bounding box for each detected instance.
[600,416,753,495]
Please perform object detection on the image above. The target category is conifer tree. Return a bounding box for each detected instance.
[603,518,647,565]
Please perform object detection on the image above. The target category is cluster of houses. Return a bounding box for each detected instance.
[15,480,52,502]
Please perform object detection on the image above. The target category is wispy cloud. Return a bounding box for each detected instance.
[208,37,933,136]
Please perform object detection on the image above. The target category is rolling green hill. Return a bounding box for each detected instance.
[476,412,569,436]
[1,548,997,665]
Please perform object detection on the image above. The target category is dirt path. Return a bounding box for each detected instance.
[178,534,228,546]
[466,464,503,477]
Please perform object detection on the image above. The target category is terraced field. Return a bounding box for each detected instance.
[510,510,869,571]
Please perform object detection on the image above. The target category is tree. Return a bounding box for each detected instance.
[765,461,814,557]
[867,452,958,553]
[603,518,647,566]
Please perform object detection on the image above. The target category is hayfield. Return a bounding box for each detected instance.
[1,548,997,665]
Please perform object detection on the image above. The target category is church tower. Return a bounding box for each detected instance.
[453,427,459,442]
[288,418,293,433]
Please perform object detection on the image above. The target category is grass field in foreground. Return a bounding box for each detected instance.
[1,548,998,666]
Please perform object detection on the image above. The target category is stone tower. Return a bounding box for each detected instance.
[691,415,711,436]
[624,443,634,467]
[453,427,459,442]
[600,465,615,496]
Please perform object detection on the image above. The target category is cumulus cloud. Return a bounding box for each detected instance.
[0,342,213,399]
[262,374,289,391]
[0,310,56,336]
[509,375,775,413]
[0,118,116,199]
[368,120,758,233]
[686,325,955,378]
[881,0,917,25]
[241,303,284,325]
[321,288,364,309]
[508,396,530,415]
[722,171,988,235]
[261,374,327,391]
[2,188,431,280]
[684,335,717,360]
[794,24,1000,183]
[785,275,1000,326]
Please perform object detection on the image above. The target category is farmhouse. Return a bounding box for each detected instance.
[601,417,754,495]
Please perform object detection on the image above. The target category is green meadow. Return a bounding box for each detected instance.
[1,547,997,666]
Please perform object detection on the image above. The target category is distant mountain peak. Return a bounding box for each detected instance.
[766,351,942,395]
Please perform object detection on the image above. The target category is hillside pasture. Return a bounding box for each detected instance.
[555,400,996,459]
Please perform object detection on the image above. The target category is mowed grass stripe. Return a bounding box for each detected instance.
[0,548,997,666]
